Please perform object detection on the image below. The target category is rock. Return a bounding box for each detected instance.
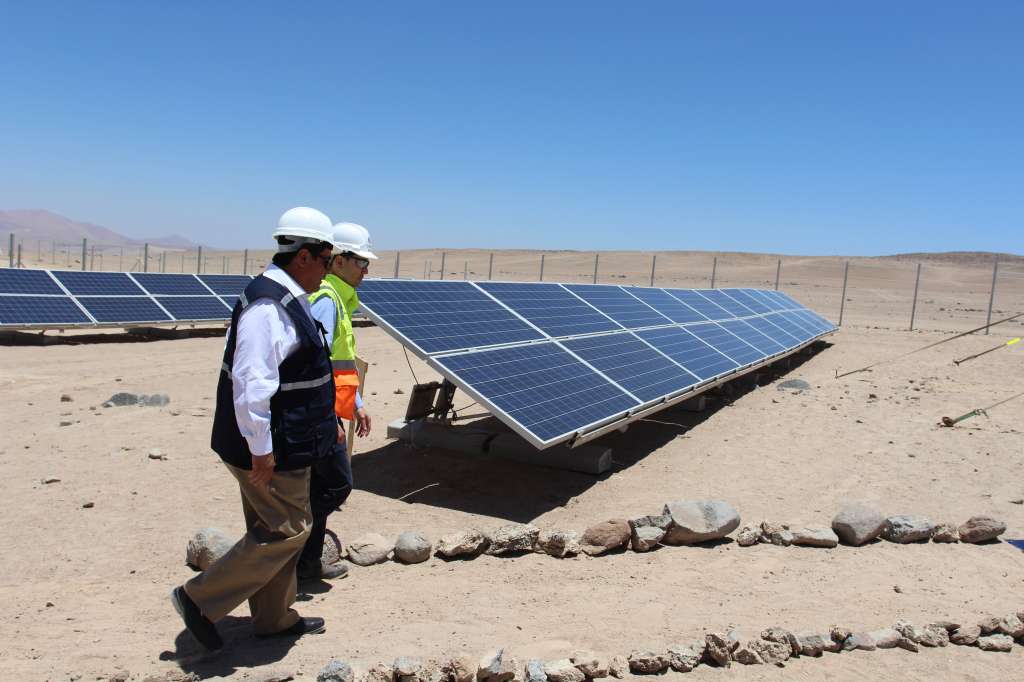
[703,632,732,667]
[790,527,839,548]
[819,633,842,654]
[139,394,170,406]
[148,448,167,460]
[829,626,851,646]
[441,656,475,682]
[661,500,740,545]
[42,477,60,484]
[394,531,432,564]
[580,520,630,556]
[842,632,877,652]
[895,621,948,647]
[997,614,1024,638]
[881,515,934,543]
[731,644,762,665]
[106,392,140,406]
[832,504,886,546]
[478,649,517,682]
[761,627,800,657]
[82,501,94,509]
[951,624,981,645]
[958,516,1006,543]
[394,657,423,682]
[626,652,668,675]
[777,379,810,392]
[536,530,580,558]
[759,521,792,546]
[606,657,627,679]
[897,638,920,653]
[932,620,961,633]
[795,633,826,657]
[59,421,73,427]
[977,634,1014,652]
[485,524,540,556]
[186,527,234,571]
[735,524,760,547]
[666,640,704,672]
[630,514,672,532]
[362,664,395,682]
[569,651,607,679]
[347,533,393,566]
[871,628,902,649]
[979,615,1001,634]
[524,661,546,682]
[630,526,665,552]
[436,529,488,558]
[543,660,584,682]
[931,523,960,543]
[749,639,790,665]
[108,672,130,682]
[319,661,355,682]
[322,529,344,565]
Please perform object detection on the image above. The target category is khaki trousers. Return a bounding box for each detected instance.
[185,463,311,634]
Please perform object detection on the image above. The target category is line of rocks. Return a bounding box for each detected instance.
[186,501,1009,572]
[313,610,1024,682]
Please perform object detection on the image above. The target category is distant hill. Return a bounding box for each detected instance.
[0,209,198,249]
[883,251,1023,265]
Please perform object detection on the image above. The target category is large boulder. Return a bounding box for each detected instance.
[831,504,886,546]
[347,533,393,566]
[977,634,1014,652]
[186,528,233,571]
[436,529,488,558]
[950,624,981,646]
[661,500,740,545]
[580,520,630,556]
[394,531,432,564]
[958,516,1006,543]
[882,515,934,543]
[485,524,540,555]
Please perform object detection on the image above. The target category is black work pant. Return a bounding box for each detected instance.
[297,440,352,573]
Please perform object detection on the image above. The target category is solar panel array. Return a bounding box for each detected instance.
[357,280,837,449]
[0,268,253,327]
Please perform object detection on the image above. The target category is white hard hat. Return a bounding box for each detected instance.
[331,222,378,260]
[272,207,333,250]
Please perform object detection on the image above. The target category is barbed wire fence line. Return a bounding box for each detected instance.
[6,234,1023,336]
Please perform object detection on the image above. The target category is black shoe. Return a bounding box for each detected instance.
[257,616,326,638]
[170,586,223,651]
[298,560,349,582]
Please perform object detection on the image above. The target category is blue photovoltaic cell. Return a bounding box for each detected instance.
[624,287,709,323]
[664,289,733,321]
[722,288,773,314]
[747,289,790,312]
[77,297,171,323]
[686,321,765,366]
[220,296,240,311]
[695,289,756,318]
[133,273,209,295]
[561,332,699,402]
[792,309,834,334]
[477,282,621,338]
[636,326,739,381]
[54,271,145,296]
[0,296,90,325]
[770,312,815,342]
[156,296,231,320]
[198,274,255,295]
[358,280,544,354]
[0,269,63,295]
[434,342,639,443]
[563,285,671,329]
[743,314,801,346]
[717,319,788,356]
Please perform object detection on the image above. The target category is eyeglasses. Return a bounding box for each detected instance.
[317,254,333,269]
[346,255,370,269]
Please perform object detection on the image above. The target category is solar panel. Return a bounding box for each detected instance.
[198,274,255,295]
[685,321,766,366]
[0,268,63,295]
[747,289,790,312]
[54,271,145,296]
[0,296,90,325]
[635,325,740,381]
[716,318,789,356]
[133,273,210,295]
[695,289,756,318]
[433,342,640,445]
[357,280,544,355]
[477,282,621,338]
[77,297,172,323]
[624,286,709,324]
[561,332,700,402]
[742,314,802,346]
[664,289,733,321]
[563,285,672,329]
[722,288,774,315]
[220,296,240,310]
[156,296,231,320]
[771,312,816,342]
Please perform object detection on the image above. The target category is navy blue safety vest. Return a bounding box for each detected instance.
[211,274,337,471]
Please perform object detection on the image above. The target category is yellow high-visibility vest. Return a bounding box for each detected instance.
[309,274,360,420]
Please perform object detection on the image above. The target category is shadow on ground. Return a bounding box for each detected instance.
[162,616,301,679]
[353,343,830,522]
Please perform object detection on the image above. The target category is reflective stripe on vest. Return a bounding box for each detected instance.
[309,274,361,420]
[279,373,333,391]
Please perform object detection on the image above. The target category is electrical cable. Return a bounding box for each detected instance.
[403,346,420,385]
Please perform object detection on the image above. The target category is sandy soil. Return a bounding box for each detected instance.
[2,256,1023,681]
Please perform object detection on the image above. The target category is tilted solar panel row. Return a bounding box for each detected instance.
[356,280,837,448]
[0,269,254,326]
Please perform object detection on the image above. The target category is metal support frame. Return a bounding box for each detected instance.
[439,251,446,280]
[909,262,921,331]
[838,260,850,326]
[143,243,149,273]
[774,259,781,290]
[197,246,203,274]
[710,256,717,288]
[592,253,599,283]
[649,254,657,287]
[539,254,545,282]
[393,251,401,278]
[243,249,249,275]
[487,253,494,280]
[985,255,999,335]
[8,233,14,268]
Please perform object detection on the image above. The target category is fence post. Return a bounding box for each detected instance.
[463,261,468,280]
[17,243,23,267]
[909,263,922,331]
[838,260,850,326]
[649,254,657,287]
[243,249,248,275]
[81,238,87,271]
[774,259,781,290]
[197,246,203,274]
[90,245,96,270]
[439,252,446,280]
[592,253,599,283]
[394,251,401,278]
[423,260,429,279]
[8,233,13,268]
[710,256,718,288]
[52,241,57,266]
[143,243,149,272]
[488,252,494,280]
[539,254,545,282]
[985,255,999,335]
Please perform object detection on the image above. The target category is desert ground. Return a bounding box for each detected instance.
[1,251,1023,681]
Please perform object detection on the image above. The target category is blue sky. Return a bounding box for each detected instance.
[1,2,1021,255]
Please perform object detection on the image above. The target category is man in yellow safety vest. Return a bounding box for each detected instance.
[296,222,376,581]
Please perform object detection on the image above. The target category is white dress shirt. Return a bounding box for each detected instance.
[230,264,320,458]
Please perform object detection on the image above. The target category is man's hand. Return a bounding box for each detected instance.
[355,407,372,437]
[337,420,347,445]
[250,452,275,488]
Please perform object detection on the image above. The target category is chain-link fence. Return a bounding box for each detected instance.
[5,234,1023,335]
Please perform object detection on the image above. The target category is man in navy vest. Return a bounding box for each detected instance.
[170,207,341,651]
